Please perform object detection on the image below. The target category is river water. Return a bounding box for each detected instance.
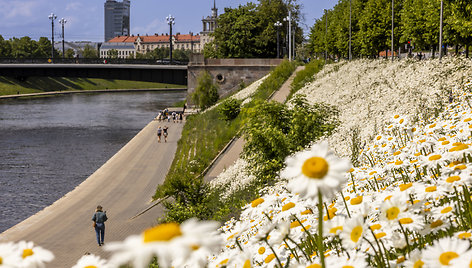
[0,91,185,233]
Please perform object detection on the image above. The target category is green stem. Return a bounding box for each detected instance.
[339,190,352,218]
[317,192,326,268]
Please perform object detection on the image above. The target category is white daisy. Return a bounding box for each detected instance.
[0,242,21,268]
[106,218,221,268]
[422,237,470,267]
[16,241,54,268]
[339,215,366,249]
[281,141,351,200]
[72,254,110,268]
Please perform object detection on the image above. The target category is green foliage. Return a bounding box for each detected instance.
[218,98,242,121]
[81,44,99,58]
[155,59,298,223]
[252,60,297,100]
[308,0,472,58]
[106,49,119,59]
[191,71,219,111]
[242,95,339,183]
[288,59,324,100]
[65,48,75,58]
[204,0,303,58]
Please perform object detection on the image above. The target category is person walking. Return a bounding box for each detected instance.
[92,205,107,246]
[163,126,169,143]
[157,126,162,143]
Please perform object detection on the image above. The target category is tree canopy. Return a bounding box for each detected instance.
[308,0,472,59]
[204,0,302,58]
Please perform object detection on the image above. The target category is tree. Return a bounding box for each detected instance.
[81,45,98,58]
[34,37,52,58]
[191,71,219,110]
[446,0,472,57]
[65,48,75,58]
[204,0,301,58]
[0,35,12,57]
[107,49,119,59]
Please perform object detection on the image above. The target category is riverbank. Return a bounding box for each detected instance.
[0,87,186,99]
[0,76,185,96]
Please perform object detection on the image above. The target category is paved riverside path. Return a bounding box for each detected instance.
[204,66,305,181]
[0,119,183,266]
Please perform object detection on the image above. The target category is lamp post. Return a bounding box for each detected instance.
[166,14,175,64]
[324,9,328,64]
[48,13,57,62]
[274,21,282,58]
[283,12,292,61]
[391,0,394,61]
[349,0,352,60]
[59,18,67,59]
[439,0,444,61]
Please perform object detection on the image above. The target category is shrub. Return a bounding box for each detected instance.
[218,98,242,121]
[287,59,324,101]
[191,71,219,110]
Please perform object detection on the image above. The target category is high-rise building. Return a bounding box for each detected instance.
[104,0,130,42]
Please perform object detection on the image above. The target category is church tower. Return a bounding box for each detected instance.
[200,0,218,50]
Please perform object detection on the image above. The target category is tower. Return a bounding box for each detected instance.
[200,0,218,49]
[104,0,130,42]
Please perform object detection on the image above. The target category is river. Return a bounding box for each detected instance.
[0,91,185,233]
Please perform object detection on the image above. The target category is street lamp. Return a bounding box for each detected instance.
[283,12,292,61]
[59,18,67,59]
[274,21,282,58]
[48,13,57,62]
[166,14,175,64]
[349,0,352,60]
[391,0,394,61]
[439,0,444,61]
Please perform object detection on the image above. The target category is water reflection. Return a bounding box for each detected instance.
[0,91,185,233]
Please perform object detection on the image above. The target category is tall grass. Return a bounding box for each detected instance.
[286,59,324,101]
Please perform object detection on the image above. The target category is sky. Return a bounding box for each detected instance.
[0,0,338,42]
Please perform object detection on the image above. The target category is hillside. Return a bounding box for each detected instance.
[295,57,472,158]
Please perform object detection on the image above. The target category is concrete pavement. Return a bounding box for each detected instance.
[0,118,183,267]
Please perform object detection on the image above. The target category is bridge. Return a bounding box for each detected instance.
[0,63,188,85]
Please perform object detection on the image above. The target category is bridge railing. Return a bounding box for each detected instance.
[0,58,189,65]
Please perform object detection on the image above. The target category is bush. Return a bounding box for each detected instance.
[242,94,339,184]
[191,71,219,110]
[218,98,242,121]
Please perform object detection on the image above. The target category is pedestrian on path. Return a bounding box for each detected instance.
[163,126,169,143]
[92,205,107,246]
[157,126,162,143]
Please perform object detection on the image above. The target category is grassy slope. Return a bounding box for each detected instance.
[0,76,185,96]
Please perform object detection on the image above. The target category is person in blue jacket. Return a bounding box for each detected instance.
[92,205,108,246]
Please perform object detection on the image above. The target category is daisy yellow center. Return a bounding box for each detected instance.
[413,260,424,268]
[394,115,399,119]
[386,207,400,220]
[0,257,2,265]
[439,252,459,265]
[375,232,386,239]
[428,155,442,161]
[441,207,453,214]
[143,223,182,243]
[329,226,343,234]
[265,254,275,263]
[350,226,363,243]
[307,265,322,268]
[22,249,34,259]
[251,198,264,207]
[399,183,412,191]
[282,202,295,211]
[258,247,266,254]
[459,232,472,239]
[431,219,443,228]
[399,119,404,124]
[243,260,252,268]
[446,176,461,183]
[425,186,437,192]
[301,209,313,215]
[85,266,98,268]
[219,259,229,265]
[399,218,413,224]
[350,196,363,205]
[302,157,329,179]
[370,224,381,230]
